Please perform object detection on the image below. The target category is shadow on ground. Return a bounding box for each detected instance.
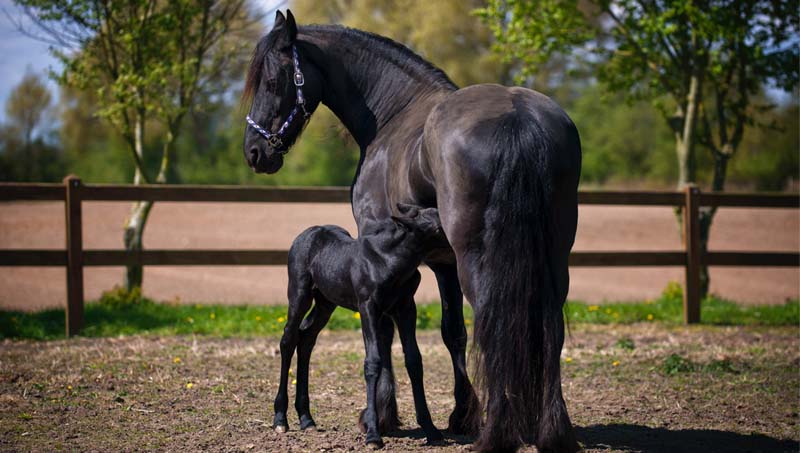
[577,423,798,452]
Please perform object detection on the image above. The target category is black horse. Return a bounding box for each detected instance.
[244,10,581,453]
[276,204,445,448]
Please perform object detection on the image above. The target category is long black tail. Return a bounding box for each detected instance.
[471,112,576,452]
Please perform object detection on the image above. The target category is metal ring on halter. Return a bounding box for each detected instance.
[246,44,310,152]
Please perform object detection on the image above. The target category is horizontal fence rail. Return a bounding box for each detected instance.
[1,177,798,335]
[4,250,797,268]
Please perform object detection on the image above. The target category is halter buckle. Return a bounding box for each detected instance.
[294,72,305,87]
[267,135,283,149]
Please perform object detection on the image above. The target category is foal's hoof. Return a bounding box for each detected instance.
[366,440,384,450]
[273,424,288,433]
[299,415,317,431]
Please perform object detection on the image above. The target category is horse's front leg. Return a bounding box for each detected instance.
[393,294,444,444]
[429,262,480,435]
[358,298,385,449]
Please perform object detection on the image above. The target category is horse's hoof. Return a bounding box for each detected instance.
[301,424,317,432]
[426,431,446,446]
[366,440,384,450]
[274,425,287,433]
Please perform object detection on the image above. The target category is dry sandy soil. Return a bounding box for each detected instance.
[1,325,797,452]
[0,201,798,311]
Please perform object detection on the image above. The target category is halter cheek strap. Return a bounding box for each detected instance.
[246,45,310,153]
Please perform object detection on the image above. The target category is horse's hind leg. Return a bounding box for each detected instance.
[429,263,480,436]
[393,293,444,444]
[294,291,335,430]
[273,272,314,432]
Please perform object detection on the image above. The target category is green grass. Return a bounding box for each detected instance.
[660,353,740,375]
[1,283,797,340]
[566,281,799,325]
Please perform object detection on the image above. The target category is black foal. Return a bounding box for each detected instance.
[273,204,445,448]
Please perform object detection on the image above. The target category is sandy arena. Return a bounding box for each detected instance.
[0,201,797,311]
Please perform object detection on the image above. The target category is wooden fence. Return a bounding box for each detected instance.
[1,176,798,335]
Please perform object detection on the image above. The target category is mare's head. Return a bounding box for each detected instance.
[243,10,322,173]
[390,203,445,247]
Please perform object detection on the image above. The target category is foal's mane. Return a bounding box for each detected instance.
[243,24,458,104]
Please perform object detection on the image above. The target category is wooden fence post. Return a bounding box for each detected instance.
[64,175,84,336]
[683,185,701,324]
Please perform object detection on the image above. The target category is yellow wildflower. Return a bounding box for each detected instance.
[186,382,194,389]
[255,316,262,322]
[565,357,573,363]
[353,312,361,320]
[277,316,285,323]
[67,385,73,391]
[209,313,216,320]
[465,319,473,326]
[588,305,599,312]
[186,317,194,324]
[612,360,620,367]
[605,308,612,314]
[647,314,654,321]
[292,379,297,385]
[173,357,182,364]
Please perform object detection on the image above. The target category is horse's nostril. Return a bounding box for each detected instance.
[249,147,260,164]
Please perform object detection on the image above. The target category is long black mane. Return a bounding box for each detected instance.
[244,24,458,107]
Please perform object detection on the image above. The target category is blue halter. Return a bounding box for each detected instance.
[246,45,310,152]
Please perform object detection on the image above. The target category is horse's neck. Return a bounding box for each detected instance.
[299,29,454,149]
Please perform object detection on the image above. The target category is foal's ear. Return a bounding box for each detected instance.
[391,215,417,231]
[396,203,419,217]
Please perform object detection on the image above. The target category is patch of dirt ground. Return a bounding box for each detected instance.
[1,324,797,452]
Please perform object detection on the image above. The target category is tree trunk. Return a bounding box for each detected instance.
[696,148,732,298]
[672,73,702,230]
[123,199,154,290]
[677,74,701,188]
[123,114,149,291]
[671,72,705,296]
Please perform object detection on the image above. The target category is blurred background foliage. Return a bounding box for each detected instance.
[0,0,796,191]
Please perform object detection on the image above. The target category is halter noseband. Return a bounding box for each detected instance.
[246,45,310,152]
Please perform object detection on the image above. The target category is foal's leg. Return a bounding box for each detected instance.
[274,272,314,432]
[393,296,444,444]
[358,299,385,449]
[429,262,480,435]
[294,292,336,430]
[359,315,400,433]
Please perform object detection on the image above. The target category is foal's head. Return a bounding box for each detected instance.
[243,10,322,173]
[390,203,445,248]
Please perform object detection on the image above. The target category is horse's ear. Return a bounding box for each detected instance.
[286,9,298,42]
[274,10,286,28]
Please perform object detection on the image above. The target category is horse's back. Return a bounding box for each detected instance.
[425,84,579,169]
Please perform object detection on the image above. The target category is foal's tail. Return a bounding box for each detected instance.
[471,113,577,452]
